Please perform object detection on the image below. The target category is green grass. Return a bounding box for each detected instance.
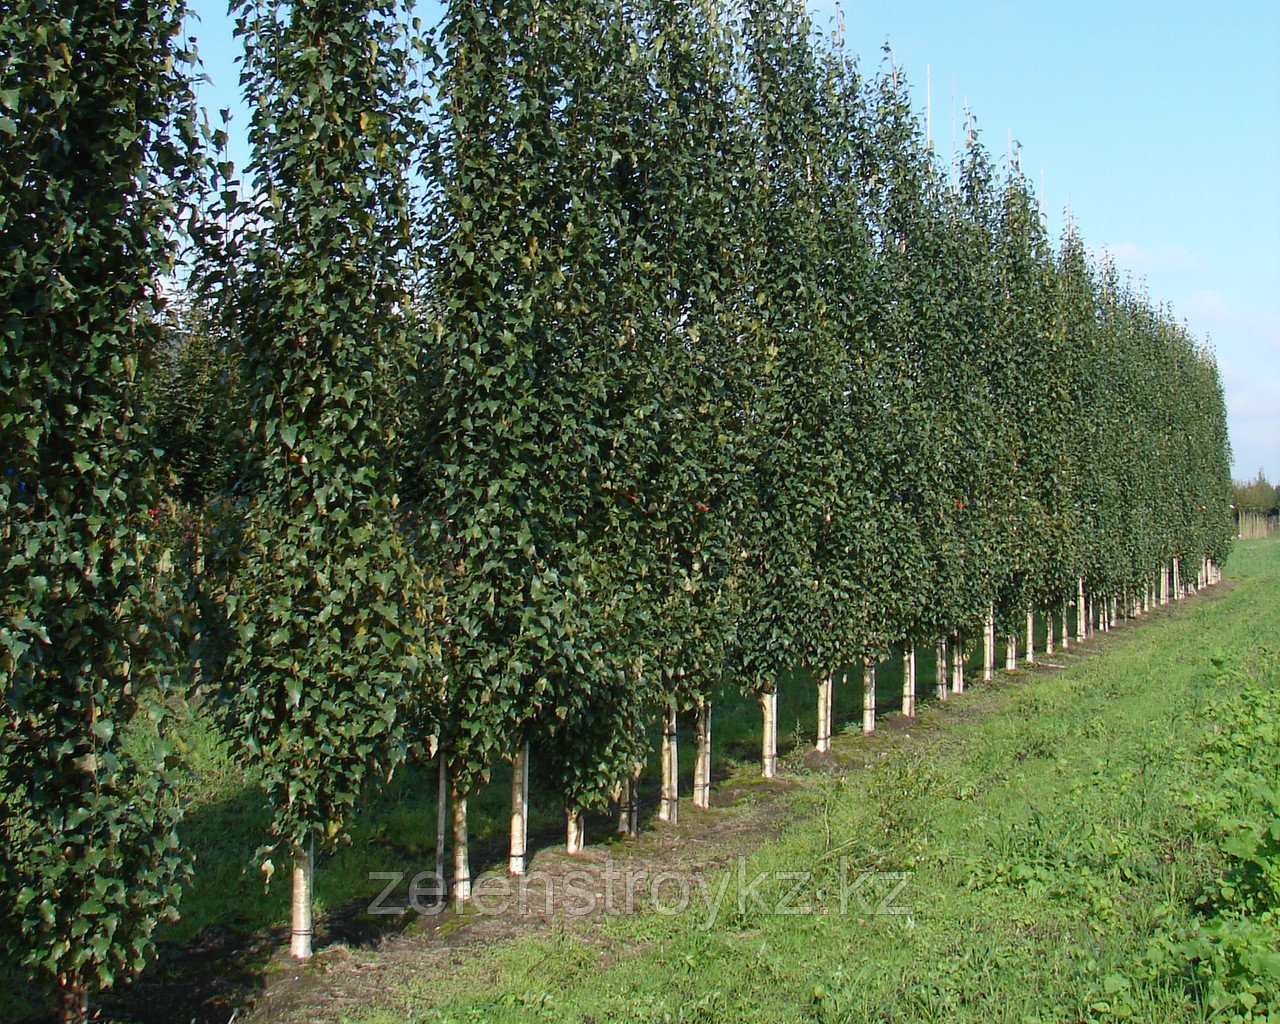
[341,540,1280,1024]
[4,545,1272,1022]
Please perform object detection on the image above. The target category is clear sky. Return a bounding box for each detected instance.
[184,0,1279,482]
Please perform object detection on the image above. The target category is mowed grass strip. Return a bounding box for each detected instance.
[348,541,1280,1024]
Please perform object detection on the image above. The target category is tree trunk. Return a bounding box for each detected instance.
[815,671,833,753]
[509,742,529,875]
[1046,604,1055,654]
[1077,578,1087,642]
[1061,599,1070,649]
[566,809,585,855]
[1024,608,1035,665]
[1005,633,1017,671]
[617,765,641,836]
[950,635,964,694]
[1160,563,1169,605]
[693,697,712,809]
[659,700,678,824]
[983,604,995,681]
[1173,557,1182,599]
[435,754,447,897]
[290,838,314,960]
[902,647,916,717]
[862,661,876,733]
[451,782,471,904]
[760,684,778,779]
[935,639,948,701]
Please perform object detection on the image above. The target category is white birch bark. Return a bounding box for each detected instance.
[509,743,529,875]
[950,635,964,694]
[694,698,712,809]
[862,661,876,733]
[289,838,313,961]
[761,684,778,779]
[1077,578,1087,643]
[1024,608,1035,665]
[902,647,916,717]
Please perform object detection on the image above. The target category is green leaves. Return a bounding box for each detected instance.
[0,0,205,1008]
[217,0,435,852]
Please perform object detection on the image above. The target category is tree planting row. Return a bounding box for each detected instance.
[0,0,1232,1016]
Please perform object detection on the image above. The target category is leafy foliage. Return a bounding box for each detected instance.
[215,0,436,854]
[0,0,204,1013]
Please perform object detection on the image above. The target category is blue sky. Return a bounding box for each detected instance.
[184,0,1279,481]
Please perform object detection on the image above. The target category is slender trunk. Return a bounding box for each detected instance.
[659,700,678,824]
[760,684,778,779]
[290,837,314,960]
[1046,605,1055,654]
[950,635,964,694]
[693,698,712,809]
[1173,557,1182,599]
[862,661,876,733]
[617,764,641,836]
[1061,599,1070,649]
[509,743,529,875]
[935,639,948,701]
[1005,632,1017,671]
[1160,562,1169,605]
[566,809,585,855]
[815,671,833,753]
[435,754,447,896]
[451,781,471,904]
[983,603,995,681]
[1077,578,1087,643]
[902,647,916,717]
[1024,608,1035,665]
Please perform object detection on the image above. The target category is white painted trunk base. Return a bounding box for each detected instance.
[935,639,948,701]
[815,673,834,753]
[950,636,964,694]
[290,840,313,961]
[1025,609,1035,665]
[902,648,916,717]
[862,662,876,733]
[984,604,995,682]
[693,699,712,808]
[659,701,678,824]
[452,784,471,903]
[761,686,778,778]
[566,810,585,855]
[509,743,529,875]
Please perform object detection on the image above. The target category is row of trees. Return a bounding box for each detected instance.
[1,0,1233,1017]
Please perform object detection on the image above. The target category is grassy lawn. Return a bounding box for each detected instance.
[5,543,1275,1023]
[341,540,1280,1024]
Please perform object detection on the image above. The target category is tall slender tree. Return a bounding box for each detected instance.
[0,1,204,1017]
